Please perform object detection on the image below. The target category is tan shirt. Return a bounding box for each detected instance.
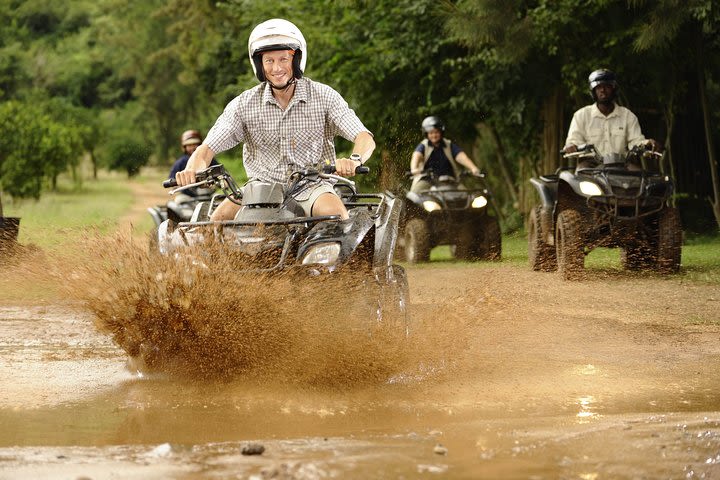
[565,103,646,156]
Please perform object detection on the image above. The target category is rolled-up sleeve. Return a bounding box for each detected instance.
[204,95,246,154]
[325,86,371,142]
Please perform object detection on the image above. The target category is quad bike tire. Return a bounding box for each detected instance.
[620,243,655,271]
[656,206,682,274]
[556,209,585,280]
[479,216,502,261]
[404,218,430,263]
[528,206,557,271]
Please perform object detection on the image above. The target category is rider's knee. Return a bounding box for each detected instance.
[311,193,348,220]
[210,199,240,221]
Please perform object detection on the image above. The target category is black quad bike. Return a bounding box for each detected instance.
[398,171,501,263]
[147,186,218,227]
[528,144,682,280]
[156,162,409,321]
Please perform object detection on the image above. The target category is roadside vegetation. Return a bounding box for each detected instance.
[1,0,718,235]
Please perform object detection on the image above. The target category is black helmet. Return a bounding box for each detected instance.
[421,116,445,135]
[588,69,618,101]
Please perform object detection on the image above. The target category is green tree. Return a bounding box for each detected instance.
[106,140,151,178]
[632,0,720,228]
[0,100,85,213]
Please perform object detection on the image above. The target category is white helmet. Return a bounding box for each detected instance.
[248,18,307,82]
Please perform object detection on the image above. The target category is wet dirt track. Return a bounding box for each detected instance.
[1,258,720,479]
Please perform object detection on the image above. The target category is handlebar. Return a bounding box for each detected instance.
[163,178,177,188]
[321,160,369,175]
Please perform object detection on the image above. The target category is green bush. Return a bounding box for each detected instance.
[106,140,151,177]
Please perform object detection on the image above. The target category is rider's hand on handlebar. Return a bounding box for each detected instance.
[645,139,661,152]
[563,144,578,154]
[335,157,361,177]
[410,168,423,176]
[175,168,197,187]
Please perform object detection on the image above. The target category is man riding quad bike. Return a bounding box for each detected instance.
[158,161,408,314]
[527,143,682,279]
[399,116,501,263]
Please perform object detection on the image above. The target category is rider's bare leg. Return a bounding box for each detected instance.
[311,192,349,220]
[210,198,241,221]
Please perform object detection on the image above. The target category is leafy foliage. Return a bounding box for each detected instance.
[106,141,151,178]
[0,0,717,229]
[0,100,86,198]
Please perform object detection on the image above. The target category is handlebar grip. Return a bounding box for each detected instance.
[356,165,370,174]
[163,178,178,188]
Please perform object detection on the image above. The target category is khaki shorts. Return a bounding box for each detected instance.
[296,182,337,216]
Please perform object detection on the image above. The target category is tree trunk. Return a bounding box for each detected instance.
[697,35,720,227]
[663,89,676,181]
[91,150,98,180]
[541,85,565,175]
[482,123,518,206]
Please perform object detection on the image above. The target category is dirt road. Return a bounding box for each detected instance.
[1,256,719,479]
[1,178,719,479]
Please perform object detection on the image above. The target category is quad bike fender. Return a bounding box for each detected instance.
[298,209,376,265]
[403,191,428,219]
[556,179,586,214]
[529,177,556,209]
[147,206,166,227]
[374,192,403,267]
[156,219,176,255]
[558,170,597,199]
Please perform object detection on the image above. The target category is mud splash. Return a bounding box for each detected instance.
[29,230,471,386]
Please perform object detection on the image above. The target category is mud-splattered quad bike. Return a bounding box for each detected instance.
[147,187,218,227]
[157,162,409,321]
[398,172,502,263]
[528,144,682,280]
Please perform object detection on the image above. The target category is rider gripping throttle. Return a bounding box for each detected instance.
[174,18,375,221]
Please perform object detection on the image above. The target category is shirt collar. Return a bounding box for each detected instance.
[592,102,619,118]
[261,78,308,106]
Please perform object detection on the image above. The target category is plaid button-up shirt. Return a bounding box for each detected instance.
[204,77,370,200]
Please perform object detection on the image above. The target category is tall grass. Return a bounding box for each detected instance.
[3,171,134,250]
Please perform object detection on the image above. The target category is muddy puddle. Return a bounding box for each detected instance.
[1,237,720,479]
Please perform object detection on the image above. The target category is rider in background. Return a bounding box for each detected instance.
[410,116,480,193]
[174,18,375,221]
[563,69,659,169]
[169,130,218,183]
[168,130,218,200]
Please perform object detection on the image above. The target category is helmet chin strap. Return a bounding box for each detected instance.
[269,76,296,92]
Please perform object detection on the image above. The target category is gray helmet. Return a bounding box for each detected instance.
[421,116,445,135]
[588,69,618,101]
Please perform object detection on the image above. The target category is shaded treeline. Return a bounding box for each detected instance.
[0,0,718,231]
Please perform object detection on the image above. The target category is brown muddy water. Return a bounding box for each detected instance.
[1,236,720,479]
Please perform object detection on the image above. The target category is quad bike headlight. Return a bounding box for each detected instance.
[422,200,442,212]
[471,195,488,208]
[301,242,341,265]
[579,181,603,196]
